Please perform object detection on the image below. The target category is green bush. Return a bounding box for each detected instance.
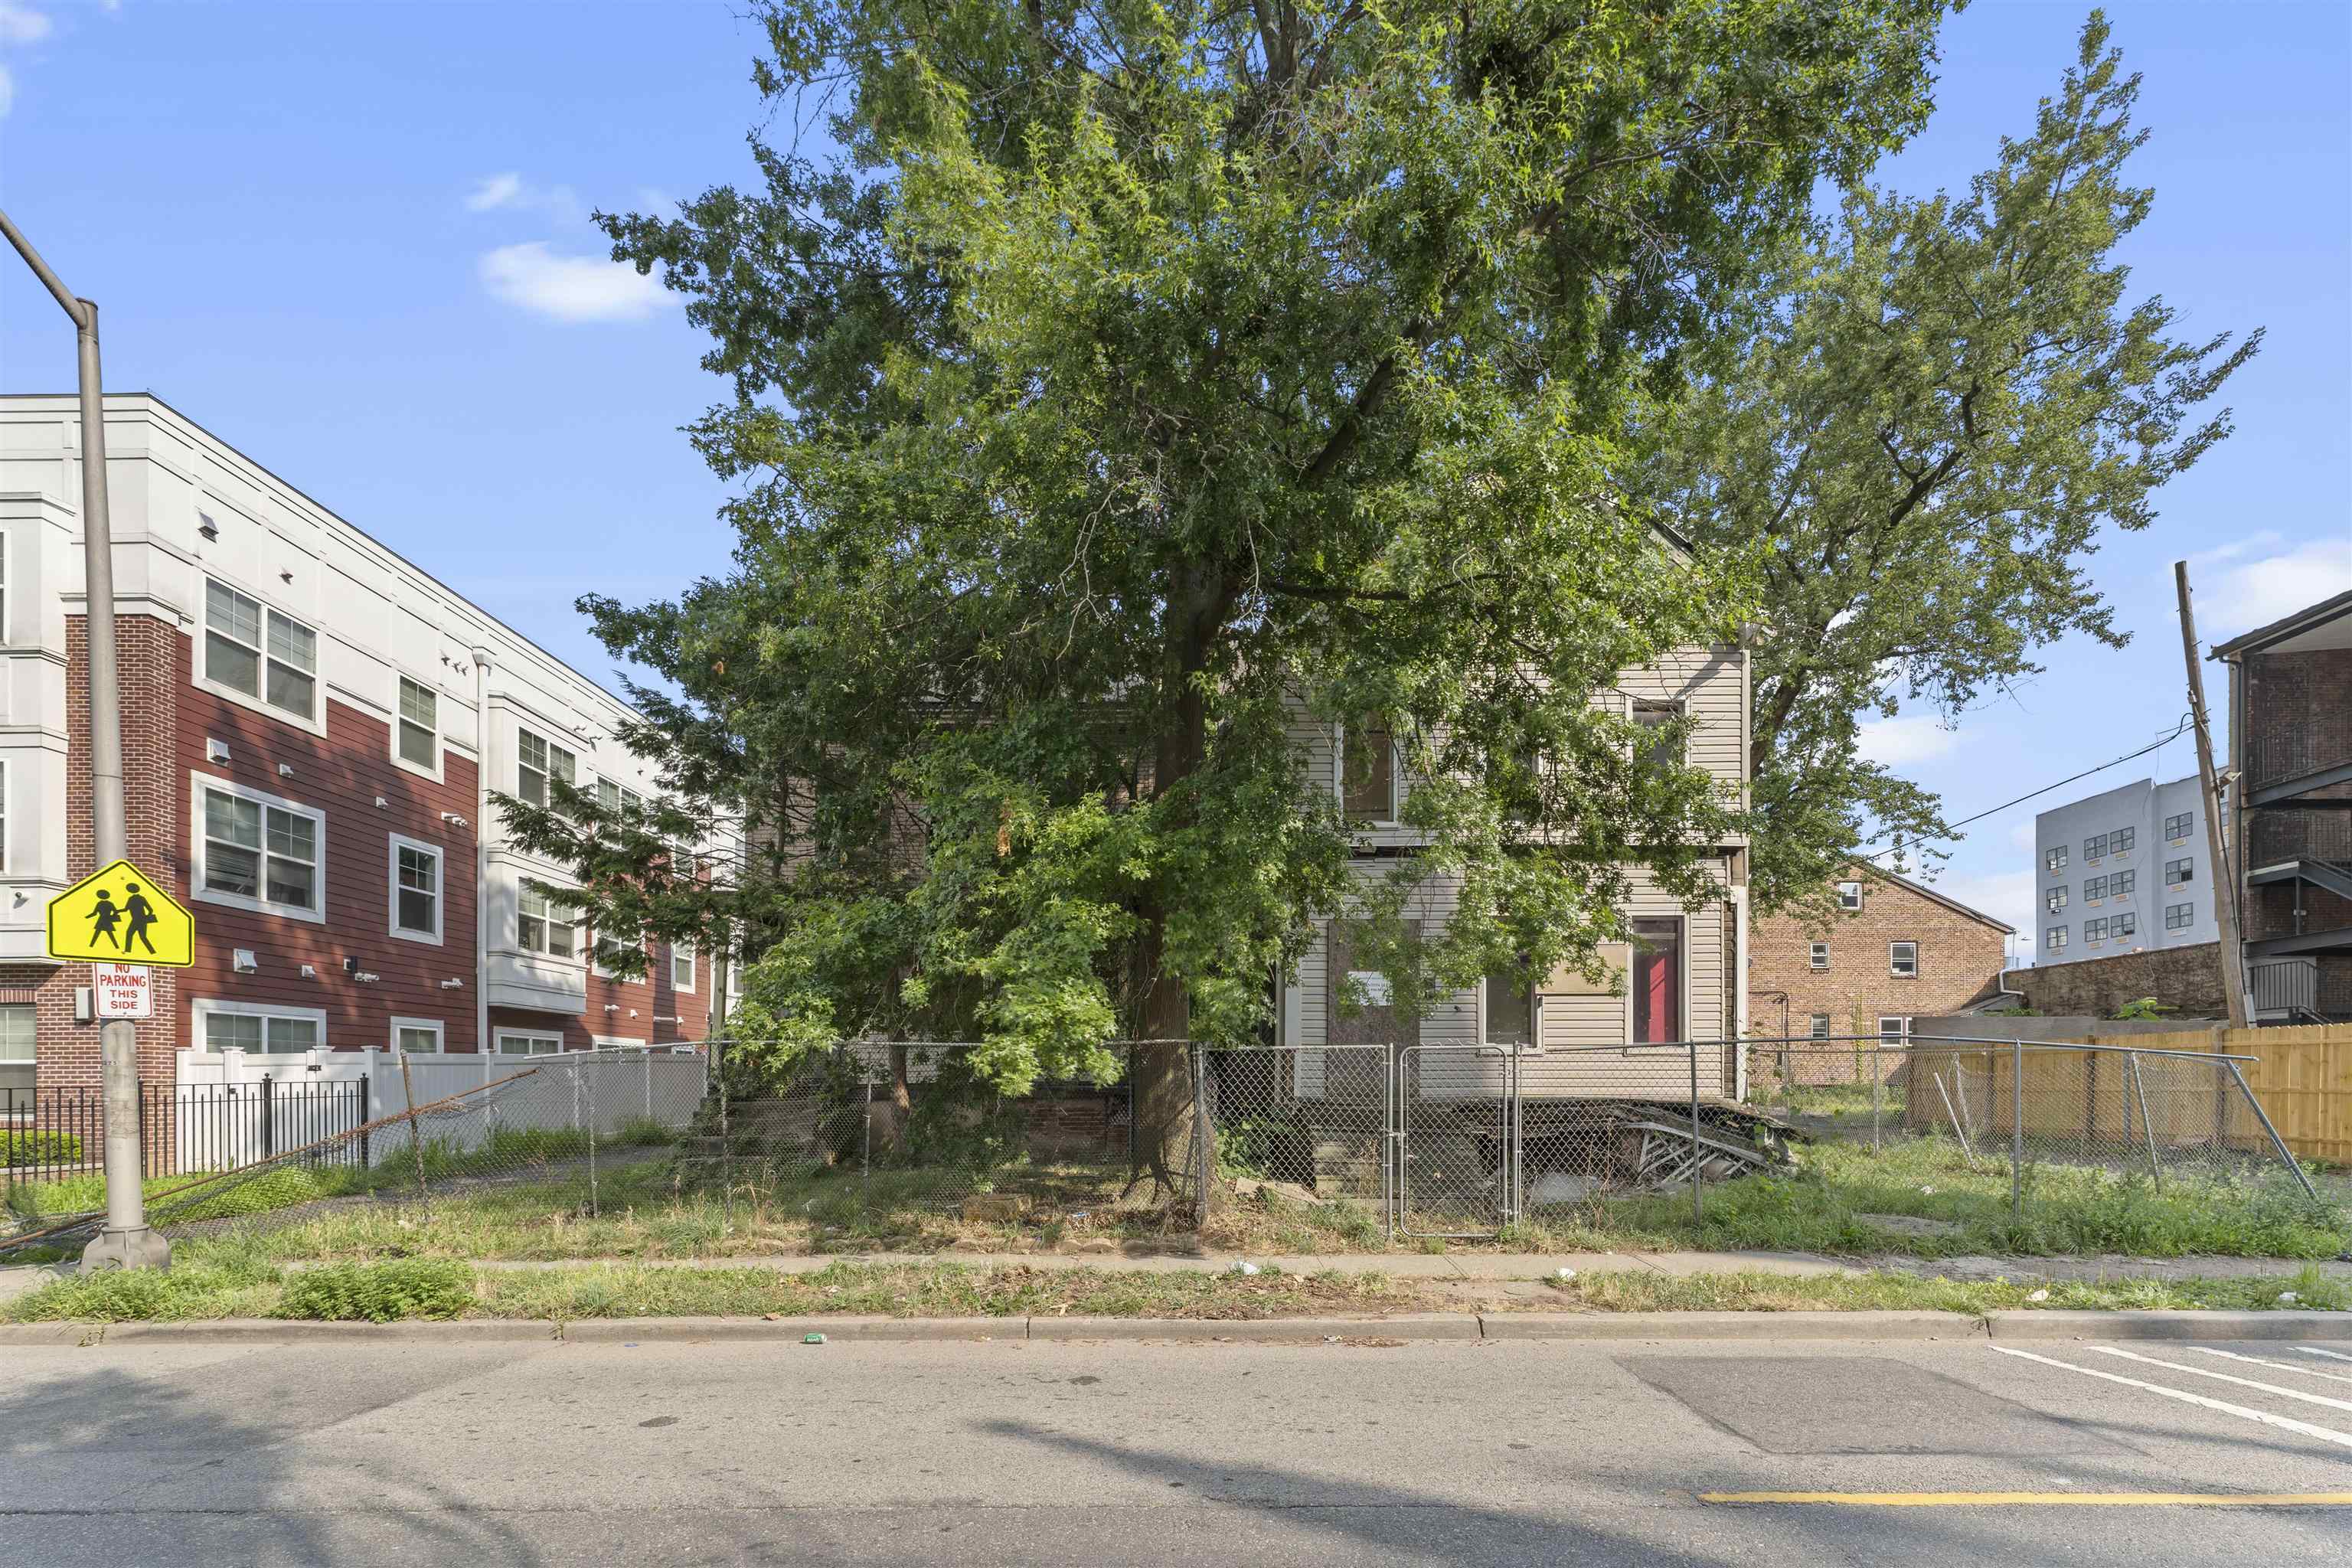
[278,1258,476,1322]
[2,1131,83,1168]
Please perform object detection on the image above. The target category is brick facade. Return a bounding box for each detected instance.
[2001,941,2227,1021]
[1749,867,2011,1078]
[2239,643,2352,1020]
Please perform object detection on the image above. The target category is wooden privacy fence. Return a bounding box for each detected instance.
[1902,1025,2352,1165]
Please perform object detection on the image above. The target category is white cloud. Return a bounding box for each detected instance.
[1856,713,1960,769]
[0,4,52,47]
[2186,529,2283,571]
[466,172,524,212]
[479,242,664,324]
[2203,536,2352,636]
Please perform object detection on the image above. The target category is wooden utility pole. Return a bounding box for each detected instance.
[2174,560,2250,1029]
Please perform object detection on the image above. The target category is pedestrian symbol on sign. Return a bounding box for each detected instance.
[47,858,195,967]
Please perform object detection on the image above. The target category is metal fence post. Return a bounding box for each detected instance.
[862,1078,872,1180]
[2010,1037,2025,1217]
[1870,1049,1882,1153]
[1381,1044,1395,1246]
[580,1059,599,1219]
[2227,1059,2320,1201]
[2127,1052,2161,1189]
[1688,1042,1703,1223]
[359,1073,372,1170]
[1191,1044,1210,1222]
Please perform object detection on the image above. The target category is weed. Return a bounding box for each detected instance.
[278,1259,476,1322]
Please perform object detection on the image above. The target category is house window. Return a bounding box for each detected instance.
[1877,1016,1909,1044]
[1341,727,1395,822]
[517,727,577,807]
[2046,926,2069,952]
[2084,917,2107,943]
[2114,911,2137,937]
[1629,917,1682,1044]
[396,677,439,770]
[2165,857,2194,887]
[2112,869,2136,897]
[2083,875,2105,903]
[2112,825,2135,854]
[0,1003,34,1095]
[391,1018,445,1055]
[203,577,317,721]
[593,929,639,977]
[198,1003,324,1055]
[2165,902,2194,931]
[0,758,8,876]
[595,777,650,825]
[2164,812,2193,841]
[390,835,442,942]
[1835,880,1864,911]
[517,887,578,958]
[2046,886,2068,913]
[1632,701,1681,772]
[671,941,697,992]
[2084,832,2108,861]
[495,1031,564,1056]
[2046,846,2068,874]
[1808,941,1829,971]
[1888,941,1918,978]
[195,779,323,919]
[1808,1013,1831,1040]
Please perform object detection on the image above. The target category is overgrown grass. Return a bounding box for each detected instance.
[8,1253,2345,1325]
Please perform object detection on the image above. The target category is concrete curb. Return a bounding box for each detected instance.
[7,1307,2341,1347]
[1985,1310,2352,1342]
[1478,1309,1983,1341]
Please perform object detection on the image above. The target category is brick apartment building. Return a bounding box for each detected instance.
[1748,864,2014,1068]
[0,394,733,1098]
[2216,586,2352,1022]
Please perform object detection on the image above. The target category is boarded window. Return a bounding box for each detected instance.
[1484,969,1532,1046]
[1342,728,1394,820]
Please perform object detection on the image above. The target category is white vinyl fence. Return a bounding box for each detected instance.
[175,1046,708,1171]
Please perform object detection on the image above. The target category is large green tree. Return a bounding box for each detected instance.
[1632,12,2259,920]
[505,0,1949,1180]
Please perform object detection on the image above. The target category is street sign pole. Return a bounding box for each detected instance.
[1,208,170,1270]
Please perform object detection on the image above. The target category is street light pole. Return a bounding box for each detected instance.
[0,209,170,1271]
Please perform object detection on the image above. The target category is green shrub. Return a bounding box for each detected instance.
[2,1131,82,1168]
[278,1258,476,1322]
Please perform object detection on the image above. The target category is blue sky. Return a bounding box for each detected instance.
[3,1,2347,957]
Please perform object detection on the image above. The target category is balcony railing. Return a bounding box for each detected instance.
[2248,957,2319,1019]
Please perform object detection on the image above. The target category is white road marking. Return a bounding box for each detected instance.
[2297,1347,2352,1366]
[2088,1347,2352,1416]
[1988,1346,2352,1451]
[2190,1347,2352,1387]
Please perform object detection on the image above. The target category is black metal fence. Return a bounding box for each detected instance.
[1,1079,371,1195]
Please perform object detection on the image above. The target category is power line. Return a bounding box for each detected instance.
[1854,714,2193,867]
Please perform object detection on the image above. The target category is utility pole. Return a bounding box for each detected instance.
[0,210,171,1270]
[2175,560,2250,1031]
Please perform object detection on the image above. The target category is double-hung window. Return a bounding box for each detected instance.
[517,728,577,807]
[1888,941,1918,978]
[671,941,697,991]
[195,779,323,919]
[0,1004,33,1094]
[389,835,443,942]
[595,777,648,821]
[1877,1016,1909,1044]
[1808,941,1829,971]
[1835,880,1864,911]
[204,577,317,722]
[1631,701,1681,773]
[1341,726,1396,822]
[2165,857,2194,887]
[593,929,639,977]
[518,887,578,959]
[396,677,439,770]
[1808,1013,1832,1040]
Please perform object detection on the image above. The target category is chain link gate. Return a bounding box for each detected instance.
[1395,1044,1514,1239]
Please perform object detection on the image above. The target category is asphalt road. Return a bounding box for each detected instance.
[5,1331,2351,1566]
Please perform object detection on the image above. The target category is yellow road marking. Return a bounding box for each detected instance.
[1700,1492,2352,1508]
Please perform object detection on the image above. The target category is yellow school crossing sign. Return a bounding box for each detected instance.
[47,858,195,967]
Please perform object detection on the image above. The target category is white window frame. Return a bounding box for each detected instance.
[593,929,641,978]
[191,998,329,1057]
[389,1017,446,1055]
[1877,1015,1910,1044]
[1888,940,1918,978]
[494,1030,565,1056]
[189,772,326,923]
[1808,1013,1832,1040]
[592,1034,648,1051]
[1835,880,1864,911]
[197,574,325,734]
[392,675,442,779]
[1334,724,1400,826]
[671,940,697,992]
[387,833,445,945]
[1808,940,1829,971]
[515,725,578,808]
[594,775,648,821]
[517,886,580,960]
[0,756,8,877]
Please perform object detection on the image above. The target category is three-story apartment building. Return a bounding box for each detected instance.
[0,394,731,1096]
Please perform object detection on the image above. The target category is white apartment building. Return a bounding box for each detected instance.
[2033,774,2218,965]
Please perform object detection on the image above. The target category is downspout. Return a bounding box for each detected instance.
[473,647,493,1057]
[1728,878,1749,1100]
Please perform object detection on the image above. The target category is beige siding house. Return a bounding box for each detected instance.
[1279,639,1753,1101]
